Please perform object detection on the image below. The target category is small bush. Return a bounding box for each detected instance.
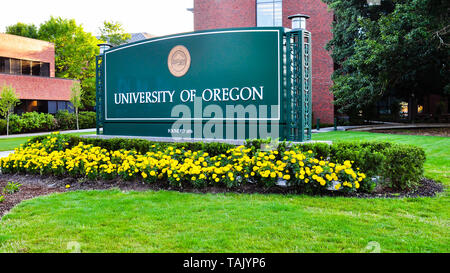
[78,112,96,129]
[0,119,6,134]
[8,112,56,134]
[55,110,76,130]
[8,114,23,134]
[1,111,97,135]
[296,142,331,159]
[381,145,426,190]
[2,181,21,194]
[55,110,96,130]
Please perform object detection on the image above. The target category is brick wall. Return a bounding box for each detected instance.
[194,0,335,124]
[194,0,257,30]
[0,33,55,77]
[0,73,75,101]
[283,0,334,124]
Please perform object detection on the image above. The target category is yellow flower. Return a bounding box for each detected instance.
[66,185,71,189]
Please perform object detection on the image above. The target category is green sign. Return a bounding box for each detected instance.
[98,27,311,141]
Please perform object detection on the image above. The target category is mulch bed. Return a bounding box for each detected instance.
[369,127,449,137]
[0,177,64,217]
[0,174,444,217]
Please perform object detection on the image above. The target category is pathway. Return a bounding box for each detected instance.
[0,128,96,139]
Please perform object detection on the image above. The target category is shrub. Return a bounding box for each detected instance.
[8,112,56,134]
[8,114,23,134]
[55,110,96,130]
[55,110,76,130]
[2,110,97,135]
[2,181,21,194]
[78,112,96,129]
[381,145,426,190]
[0,119,6,134]
[296,142,331,159]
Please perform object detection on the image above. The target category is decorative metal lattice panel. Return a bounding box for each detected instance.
[285,29,312,141]
[95,55,104,134]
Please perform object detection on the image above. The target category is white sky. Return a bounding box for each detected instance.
[0,0,194,37]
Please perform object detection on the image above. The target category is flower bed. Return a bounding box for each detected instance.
[0,133,368,194]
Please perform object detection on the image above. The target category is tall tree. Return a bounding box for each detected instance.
[38,17,100,109]
[99,21,131,47]
[323,0,449,120]
[5,22,39,39]
[0,85,20,136]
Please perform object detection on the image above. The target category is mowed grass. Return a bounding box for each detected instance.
[0,131,448,253]
[0,131,95,151]
[1,190,448,253]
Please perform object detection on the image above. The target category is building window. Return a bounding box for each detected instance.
[10,58,21,75]
[257,0,282,27]
[40,62,50,77]
[0,56,50,77]
[48,101,72,114]
[32,62,41,76]
[21,60,31,75]
[0,57,10,73]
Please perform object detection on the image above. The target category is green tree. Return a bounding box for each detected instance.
[0,85,20,136]
[5,22,39,39]
[38,17,100,109]
[70,82,83,131]
[6,17,101,110]
[99,21,131,47]
[323,0,450,120]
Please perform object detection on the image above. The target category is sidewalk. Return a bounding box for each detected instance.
[0,128,96,139]
[0,150,13,158]
[311,123,450,133]
[311,126,360,133]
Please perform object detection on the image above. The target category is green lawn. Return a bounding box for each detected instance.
[0,131,95,151]
[0,131,448,253]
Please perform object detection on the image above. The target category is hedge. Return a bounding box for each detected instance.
[55,110,96,130]
[9,112,57,134]
[1,111,96,135]
[26,135,426,191]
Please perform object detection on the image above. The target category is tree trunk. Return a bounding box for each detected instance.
[76,108,79,131]
[6,112,9,136]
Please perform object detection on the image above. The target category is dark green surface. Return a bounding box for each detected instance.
[102,28,286,139]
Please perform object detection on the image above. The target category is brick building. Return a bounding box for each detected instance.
[192,0,334,124]
[0,33,76,114]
